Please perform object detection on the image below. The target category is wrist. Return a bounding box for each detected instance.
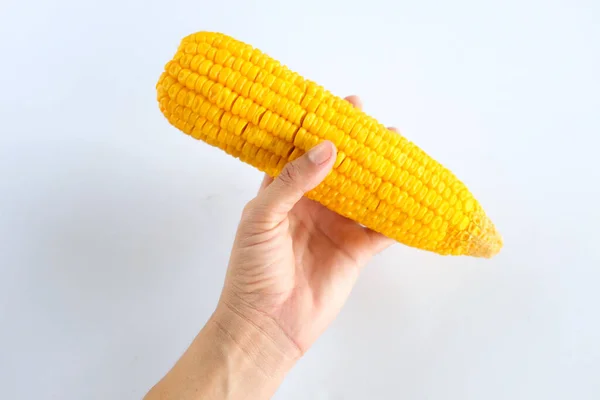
[144,304,300,400]
[210,301,301,378]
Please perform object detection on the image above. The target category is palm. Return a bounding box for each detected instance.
[289,196,382,294]
[279,197,390,350]
[225,183,392,352]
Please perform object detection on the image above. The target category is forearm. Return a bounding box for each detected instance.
[144,304,300,400]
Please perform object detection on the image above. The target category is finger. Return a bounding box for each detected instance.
[257,140,337,221]
[257,173,274,194]
[388,126,399,133]
[344,95,363,110]
[363,228,396,254]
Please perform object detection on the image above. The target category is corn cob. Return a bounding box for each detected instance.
[156,31,503,258]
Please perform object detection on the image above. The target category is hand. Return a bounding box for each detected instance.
[218,95,395,356]
[144,95,397,400]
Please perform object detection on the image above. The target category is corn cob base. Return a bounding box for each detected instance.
[156,31,502,258]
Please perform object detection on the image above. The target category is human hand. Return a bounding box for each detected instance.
[144,95,397,400]
[217,95,395,358]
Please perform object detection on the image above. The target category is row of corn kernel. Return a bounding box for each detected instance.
[305,176,435,249]
[182,32,310,95]
[175,42,307,107]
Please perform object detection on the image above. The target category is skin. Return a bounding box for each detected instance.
[144,96,397,399]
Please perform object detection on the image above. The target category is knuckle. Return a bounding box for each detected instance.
[241,199,256,219]
[278,162,300,187]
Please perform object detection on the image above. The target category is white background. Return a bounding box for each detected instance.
[1,0,599,398]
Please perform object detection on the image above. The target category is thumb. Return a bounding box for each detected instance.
[257,140,336,221]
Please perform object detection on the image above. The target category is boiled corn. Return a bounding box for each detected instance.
[156,31,503,258]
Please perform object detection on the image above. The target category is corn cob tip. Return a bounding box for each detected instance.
[466,213,503,258]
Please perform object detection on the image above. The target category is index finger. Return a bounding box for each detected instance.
[257,173,274,194]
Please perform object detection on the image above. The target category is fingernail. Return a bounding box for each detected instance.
[307,141,333,165]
